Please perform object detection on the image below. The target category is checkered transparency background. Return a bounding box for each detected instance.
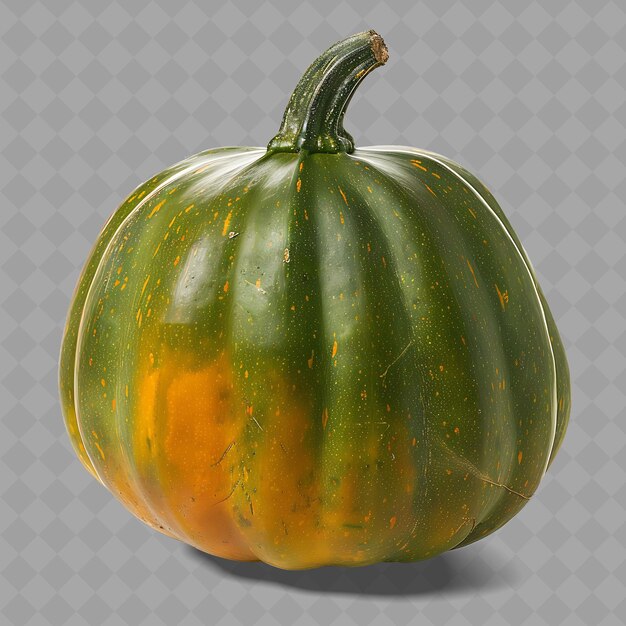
[1,0,625,624]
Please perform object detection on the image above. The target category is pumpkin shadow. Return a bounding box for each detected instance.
[186,544,523,596]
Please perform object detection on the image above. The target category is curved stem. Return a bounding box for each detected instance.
[267,30,388,155]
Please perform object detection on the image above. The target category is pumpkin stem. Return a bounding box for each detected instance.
[267,30,388,155]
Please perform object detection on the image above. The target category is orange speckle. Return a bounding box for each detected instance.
[184,204,194,213]
[307,351,314,368]
[432,172,441,179]
[173,256,180,266]
[322,407,329,430]
[147,199,166,219]
[113,279,120,287]
[296,178,302,192]
[467,206,477,219]
[255,278,261,289]
[331,340,338,358]
[111,398,116,411]
[411,437,416,446]
[389,516,397,529]
[454,427,460,434]
[222,210,233,236]
[149,353,154,366]
[223,281,229,293]
[125,385,129,398]
[424,183,436,197]
[439,364,444,372]
[299,162,304,172]
[445,468,452,475]
[495,283,508,311]
[338,186,348,205]
[339,211,344,225]
[411,159,427,171]
[141,275,150,297]
[100,379,106,387]
[518,451,523,464]
[466,259,479,288]
[244,370,249,379]
[94,441,105,461]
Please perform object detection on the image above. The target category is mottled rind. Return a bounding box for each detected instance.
[60,145,570,569]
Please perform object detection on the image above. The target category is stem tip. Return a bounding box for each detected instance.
[369,31,389,65]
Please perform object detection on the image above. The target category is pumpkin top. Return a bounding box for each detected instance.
[267,30,388,155]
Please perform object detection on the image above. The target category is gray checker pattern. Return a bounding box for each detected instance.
[1,1,625,624]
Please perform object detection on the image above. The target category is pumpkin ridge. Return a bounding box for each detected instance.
[355,149,554,547]
[135,152,271,554]
[60,156,212,481]
[222,152,325,566]
[66,150,227,484]
[278,151,337,567]
[350,153,510,547]
[416,149,559,474]
[401,149,559,547]
[72,149,265,542]
[308,155,426,564]
[369,146,559,481]
[326,162,436,561]
[420,152,569,469]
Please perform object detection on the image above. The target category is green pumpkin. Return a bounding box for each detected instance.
[60,30,570,569]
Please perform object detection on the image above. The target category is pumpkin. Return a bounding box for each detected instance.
[60,30,571,569]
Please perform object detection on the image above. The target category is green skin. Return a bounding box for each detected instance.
[59,31,570,569]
